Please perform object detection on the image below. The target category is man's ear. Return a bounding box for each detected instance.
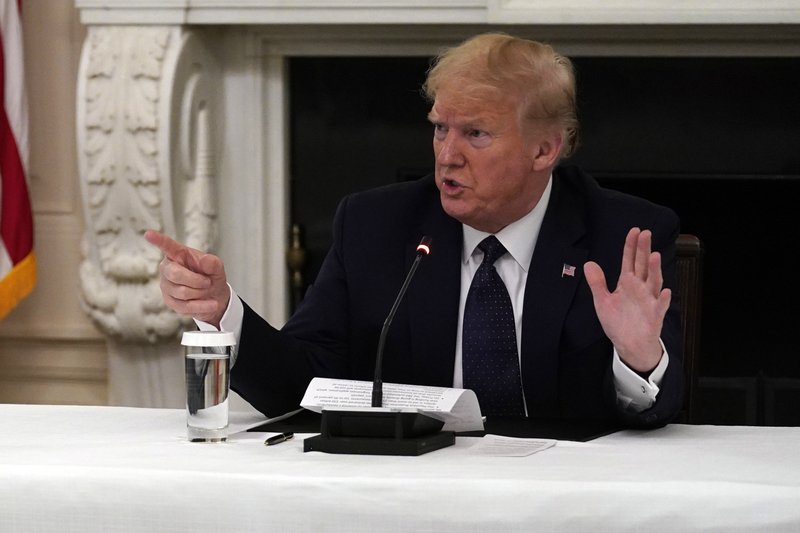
[531,133,564,171]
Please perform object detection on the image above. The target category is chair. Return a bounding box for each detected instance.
[675,234,704,423]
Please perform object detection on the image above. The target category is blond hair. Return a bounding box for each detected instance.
[423,33,579,158]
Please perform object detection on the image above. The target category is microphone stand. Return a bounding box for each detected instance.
[303,237,456,456]
[371,238,428,408]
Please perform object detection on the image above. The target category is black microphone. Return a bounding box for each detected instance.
[303,235,452,455]
[371,236,432,408]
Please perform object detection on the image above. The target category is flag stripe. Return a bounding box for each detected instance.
[0,249,34,317]
[0,10,33,264]
[0,0,35,319]
[1,0,27,168]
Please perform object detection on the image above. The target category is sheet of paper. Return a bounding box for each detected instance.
[300,377,484,432]
[470,434,556,457]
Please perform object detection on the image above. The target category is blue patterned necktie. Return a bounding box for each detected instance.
[462,236,525,417]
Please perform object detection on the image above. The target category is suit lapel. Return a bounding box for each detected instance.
[521,175,588,417]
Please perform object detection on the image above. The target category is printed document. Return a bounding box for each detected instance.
[300,377,484,432]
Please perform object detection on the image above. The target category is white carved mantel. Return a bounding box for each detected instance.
[73,0,800,407]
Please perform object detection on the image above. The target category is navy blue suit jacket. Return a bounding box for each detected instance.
[232,166,684,428]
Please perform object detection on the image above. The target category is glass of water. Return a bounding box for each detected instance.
[181,330,236,442]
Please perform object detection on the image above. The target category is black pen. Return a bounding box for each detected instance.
[265,432,294,446]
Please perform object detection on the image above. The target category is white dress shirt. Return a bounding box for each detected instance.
[450,176,668,413]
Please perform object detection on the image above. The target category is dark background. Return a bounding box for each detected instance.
[289,56,800,425]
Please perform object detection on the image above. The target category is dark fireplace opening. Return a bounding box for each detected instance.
[290,55,800,425]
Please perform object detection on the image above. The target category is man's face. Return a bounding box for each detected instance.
[429,88,549,234]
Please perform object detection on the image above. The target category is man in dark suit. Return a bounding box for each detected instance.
[146,33,683,429]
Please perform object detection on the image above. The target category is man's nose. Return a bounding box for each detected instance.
[436,134,465,167]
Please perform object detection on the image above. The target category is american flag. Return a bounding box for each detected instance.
[0,0,36,319]
[561,263,576,278]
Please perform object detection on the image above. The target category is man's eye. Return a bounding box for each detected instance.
[467,129,492,147]
[433,124,447,137]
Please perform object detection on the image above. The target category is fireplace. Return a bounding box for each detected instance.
[74,1,800,416]
[288,53,800,424]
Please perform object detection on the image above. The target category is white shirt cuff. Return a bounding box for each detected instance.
[612,339,669,413]
[193,284,244,364]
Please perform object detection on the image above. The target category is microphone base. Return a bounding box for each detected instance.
[303,408,455,456]
[303,432,455,456]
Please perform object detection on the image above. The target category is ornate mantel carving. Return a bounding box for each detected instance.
[77,26,219,343]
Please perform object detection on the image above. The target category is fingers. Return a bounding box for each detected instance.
[144,230,229,325]
[634,229,651,279]
[144,230,182,260]
[647,250,664,298]
[144,229,224,285]
[621,227,659,282]
[148,229,212,298]
[145,229,215,275]
[583,260,609,302]
[159,255,226,322]
[161,288,221,317]
[657,287,672,317]
[621,228,668,301]
[160,257,211,292]
[588,228,666,298]
[144,229,202,273]
[620,227,640,276]
[197,251,225,279]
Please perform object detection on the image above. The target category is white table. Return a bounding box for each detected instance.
[1,404,798,532]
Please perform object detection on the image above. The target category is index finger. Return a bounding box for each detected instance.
[144,230,191,264]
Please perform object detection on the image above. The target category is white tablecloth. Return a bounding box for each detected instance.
[1,404,798,532]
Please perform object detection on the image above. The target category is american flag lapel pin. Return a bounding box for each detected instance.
[561,263,576,278]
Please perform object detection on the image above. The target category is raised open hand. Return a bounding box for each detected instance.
[583,227,671,373]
